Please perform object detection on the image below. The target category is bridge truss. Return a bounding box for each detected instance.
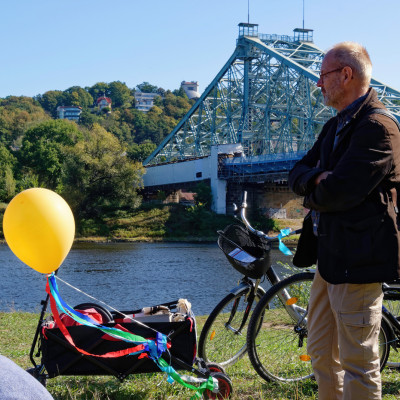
[144,23,400,166]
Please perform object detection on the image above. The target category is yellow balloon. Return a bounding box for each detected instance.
[3,188,75,274]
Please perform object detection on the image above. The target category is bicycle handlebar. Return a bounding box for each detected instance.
[234,191,301,242]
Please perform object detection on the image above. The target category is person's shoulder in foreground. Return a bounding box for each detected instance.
[0,355,53,400]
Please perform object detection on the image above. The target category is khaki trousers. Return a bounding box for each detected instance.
[307,269,383,400]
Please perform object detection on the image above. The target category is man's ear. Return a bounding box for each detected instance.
[342,66,354,85]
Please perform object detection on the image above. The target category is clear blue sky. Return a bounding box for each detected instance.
[1,0,399,98]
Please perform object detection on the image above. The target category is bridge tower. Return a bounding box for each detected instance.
[143,23,400,214]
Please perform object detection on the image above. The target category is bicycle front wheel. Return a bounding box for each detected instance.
[247,272,315,383]
[198,286,265,367]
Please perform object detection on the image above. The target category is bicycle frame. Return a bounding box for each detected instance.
[224,278,264,335]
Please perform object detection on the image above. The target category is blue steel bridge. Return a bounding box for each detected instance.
[143,23,400,213]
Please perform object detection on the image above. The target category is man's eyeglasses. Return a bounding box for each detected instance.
[318,67,343,82]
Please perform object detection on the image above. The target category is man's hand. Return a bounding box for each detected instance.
[315,171,332,185]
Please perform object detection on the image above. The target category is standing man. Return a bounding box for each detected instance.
[289,42,400,399]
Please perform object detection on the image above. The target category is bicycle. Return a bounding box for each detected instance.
[197,192,301,368]
[246,270,400,383]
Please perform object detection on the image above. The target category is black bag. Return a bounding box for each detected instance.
[293,212,318,268]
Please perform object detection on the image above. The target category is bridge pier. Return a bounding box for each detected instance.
[225,180,306,220]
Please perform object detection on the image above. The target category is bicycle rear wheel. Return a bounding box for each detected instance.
[382,286,400,368]
[247,272,314,383]
[198,286,265,367]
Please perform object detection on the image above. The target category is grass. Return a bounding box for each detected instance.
[1,311,400,399]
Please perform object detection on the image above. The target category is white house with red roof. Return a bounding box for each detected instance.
[96,95,112,112]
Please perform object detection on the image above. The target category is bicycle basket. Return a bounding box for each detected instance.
[217,224,271,279]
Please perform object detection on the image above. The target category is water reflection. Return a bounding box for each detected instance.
[0,242,295,316]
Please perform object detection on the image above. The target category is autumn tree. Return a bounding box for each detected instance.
[0,96,49,147]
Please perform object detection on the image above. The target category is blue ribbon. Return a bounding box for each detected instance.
[278,228,293,256]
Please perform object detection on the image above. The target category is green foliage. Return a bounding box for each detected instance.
[87,82,109,101]
[249,207,281,233]
[162,204,235,239]
[127,141,157,162]
[156,190,166,201]
[79,109,101,127]
[193,182,212,209]
[136,82,158,93]
[108,81,133,108]
[1,80,191,152]
[64,86,94,109]
[162,91,192,119]
[16,171,40,192]
[0,80,197,230]
[19,119,83,189]
[36,90,65,117]
[61,124,144,221]
[0,96,49,146]
[76,202,235,240]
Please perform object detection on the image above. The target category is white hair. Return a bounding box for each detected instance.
[327,42,372,88]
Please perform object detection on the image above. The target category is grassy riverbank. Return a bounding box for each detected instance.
[1,312,400,399]
[75,202,302,243]
[0,200,302,243]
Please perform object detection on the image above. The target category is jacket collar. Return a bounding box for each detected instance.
[349,88,380,121]
[331,88,380,151]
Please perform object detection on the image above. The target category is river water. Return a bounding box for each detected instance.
[0,242,295,316]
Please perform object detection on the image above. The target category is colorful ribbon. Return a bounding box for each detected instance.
[278,228,293,256]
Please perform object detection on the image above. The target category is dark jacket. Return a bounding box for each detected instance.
[289,89,400,284]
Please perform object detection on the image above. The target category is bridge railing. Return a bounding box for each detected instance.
[219,152,307,181]
[258,33,296,43]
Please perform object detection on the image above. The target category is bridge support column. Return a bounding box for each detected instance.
[210,145,226,214]
[210,144,243,214]
[211,179,227,214]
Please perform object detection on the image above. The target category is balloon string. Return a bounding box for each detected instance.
[52,275,160,334]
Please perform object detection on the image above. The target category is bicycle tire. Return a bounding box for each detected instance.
[247,272,315,383]
[198,286,265,367]
[247,272,391,382]
[379,315,391,371]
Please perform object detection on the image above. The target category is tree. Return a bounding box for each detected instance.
[63,86,94,109]
[62,123,144,219]
[0,96,49,147]
[19,119,83,189]
[79,109,100,127]
[108,81,133,108]
[163,91,191,119]
[87,82,110,101]
[127,140,157,162]
[194,182,212,209]
[37,90,65,117]
[0,144,17,201]
[137,82,158,93]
